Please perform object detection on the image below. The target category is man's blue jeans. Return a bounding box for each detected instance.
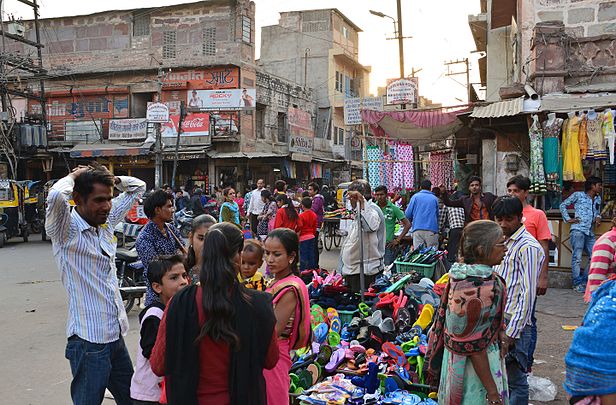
[570,229,594,287]
[528,300,538,372]
[384,246,398,272]
[65,335,133,405]
[506,325,533,405]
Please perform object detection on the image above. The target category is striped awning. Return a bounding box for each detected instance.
[470,97,524,118]
[69,142,152,158]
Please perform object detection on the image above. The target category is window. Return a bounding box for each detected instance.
[344,75,351,97]
[335,71,343,92]
[133,13,150,36]
[242,16,251,43]
[256,106,265,139]
[342,26,349,39]
[163,31,176,59]
[334,127,345,145]
[202,28,216,56]
[277,112,287,142]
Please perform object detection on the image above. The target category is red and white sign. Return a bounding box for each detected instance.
[161,113,210,137]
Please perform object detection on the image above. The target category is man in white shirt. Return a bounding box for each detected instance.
[247,178,265,237]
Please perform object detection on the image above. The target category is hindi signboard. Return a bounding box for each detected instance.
[187,88,256,111]
[386,78,418,105]
[344,96,384,125]
[288,107,314,154]
[108,118,148,141]
[146,102,170,123]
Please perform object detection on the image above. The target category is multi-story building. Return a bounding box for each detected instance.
[259,8,372,182]
[5,0,319,190]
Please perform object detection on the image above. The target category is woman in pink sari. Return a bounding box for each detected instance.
[263,228,311,404]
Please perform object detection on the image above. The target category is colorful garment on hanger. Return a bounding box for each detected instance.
[587,111,607,160]
[542,117,564,193]
[310,163,323,179]
[562,115,586,182]
[429,151,454,190]
[366,146,384,191]
[529,116,547,194]
[604,109,616,164]
[392,143,415,190]
[578,115,588,159]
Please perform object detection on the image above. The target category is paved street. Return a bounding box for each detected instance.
[0,238,585,404]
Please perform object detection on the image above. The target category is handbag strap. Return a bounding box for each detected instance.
[166,223,188,255]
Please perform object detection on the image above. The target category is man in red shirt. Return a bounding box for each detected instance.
[299,197,318,271]
[507,175,551,372]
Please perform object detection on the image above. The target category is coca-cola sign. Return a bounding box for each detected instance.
[161,113,210,138]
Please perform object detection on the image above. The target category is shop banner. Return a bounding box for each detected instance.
[162,66,240,90]
[344,96,384,125]
[161,113,210,138]
[108,118,148,141]
[288,107,314,154]
[187,89,256,110]
[386,78,418,105]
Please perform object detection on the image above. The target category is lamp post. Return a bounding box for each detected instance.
[370,1,405,78]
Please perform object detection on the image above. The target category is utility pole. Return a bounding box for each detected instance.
[396,0,404,78]
[171,101,186,190]
[445,58,471,103]
[154,65,163,189]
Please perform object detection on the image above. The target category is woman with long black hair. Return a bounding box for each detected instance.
[262,228,311,403]
[273,194,301,232]
[151,222,279,405]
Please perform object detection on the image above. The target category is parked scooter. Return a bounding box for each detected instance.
[115,247,146,313]
[175,208,194,238]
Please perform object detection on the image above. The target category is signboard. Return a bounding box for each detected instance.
[161,113,210,138]
[108,118,148,141]
[146,102,170,122]
[288,107,314,154]
[386,78,418,105]
[65,120,102,142]
[162,66,240,90]
[344,96,384,125]
[187,89,256,111]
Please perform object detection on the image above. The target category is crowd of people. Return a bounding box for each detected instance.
[45,163,616,405]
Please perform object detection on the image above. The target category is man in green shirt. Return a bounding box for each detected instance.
[375,185,411,270]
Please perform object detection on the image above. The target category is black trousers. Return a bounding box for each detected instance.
[249,214,258,237]
[447,227,463,263]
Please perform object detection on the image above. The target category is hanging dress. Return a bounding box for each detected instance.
[603,109,616,165]
[562,115,586,182]
[393,143,414,190]
[578,114,588,159]
[529,115,547,194]
[429,151,454,190]
[542,117,564,192]
[587,111,607,160]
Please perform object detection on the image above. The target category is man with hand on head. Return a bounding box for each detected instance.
[46,164,146,405]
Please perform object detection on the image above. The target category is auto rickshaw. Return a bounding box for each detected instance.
[0,180,29,247]
[17,180,44,234]
[41,179,75,241]
[336,181,351,207]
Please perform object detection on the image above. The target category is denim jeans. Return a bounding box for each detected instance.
[300,238,317,271]
[570,230,594,287]
[506,325,533,405]
[528,300,538,372]
[65,335,134,405]
[384,246,399,273]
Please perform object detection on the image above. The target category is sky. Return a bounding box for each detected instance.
[4,0,481,106]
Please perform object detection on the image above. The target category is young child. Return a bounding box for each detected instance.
[239,239,266,291]
[131,254,188,404]
[298,197,318,271]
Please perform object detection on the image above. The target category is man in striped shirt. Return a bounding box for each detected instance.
[493,197,545,405]
[585,219,616,302]
[46,165,146,405]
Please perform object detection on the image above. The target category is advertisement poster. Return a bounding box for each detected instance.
[161,113,210,138]
[108,118,148,141]
[288,107,314,154]
[344,96,384,125]
[187,88,256,110]
[162,66,240,90]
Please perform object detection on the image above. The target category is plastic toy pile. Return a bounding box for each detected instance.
[289,269,449,405]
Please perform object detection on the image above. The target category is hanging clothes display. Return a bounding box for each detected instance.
[543,115,564,209]
[529,115,547,194]
[603,109,616,164]
[429,151,454,190]
[578,113,588,159]
[310,163,323,179]
[562,114,586,182]
[586,110,607,160]
[366,145,383,191]
[392,143,415,190]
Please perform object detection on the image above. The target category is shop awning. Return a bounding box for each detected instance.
[540,93,616,112]
[206,151,288,159]
[361,108,469,146]
[69,142,153,158]
[470,97,524,118]
[162,145,209,161]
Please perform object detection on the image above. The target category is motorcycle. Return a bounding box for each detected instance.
[175,208,194,238]
[115,247,146,313]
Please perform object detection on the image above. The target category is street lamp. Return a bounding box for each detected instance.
[370,2,405,79]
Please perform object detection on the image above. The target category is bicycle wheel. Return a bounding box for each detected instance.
[333,232,342,248]
[324,228,333,251]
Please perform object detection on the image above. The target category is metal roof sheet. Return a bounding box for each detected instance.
[470,97,524,118]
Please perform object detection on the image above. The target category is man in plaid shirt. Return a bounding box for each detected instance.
[435,188,465,263]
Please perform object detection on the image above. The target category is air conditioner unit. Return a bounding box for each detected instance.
[8,22,25,37]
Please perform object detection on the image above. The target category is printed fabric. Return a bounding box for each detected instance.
[542,117,564,192]
[366,146,383,191]
[587,111,607,160]
[562,116,586,182]
[429,151,454,190]
[393,143,415,190]
[529,115,547,194]
[559,191,602,236]
[604,109,616,164]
